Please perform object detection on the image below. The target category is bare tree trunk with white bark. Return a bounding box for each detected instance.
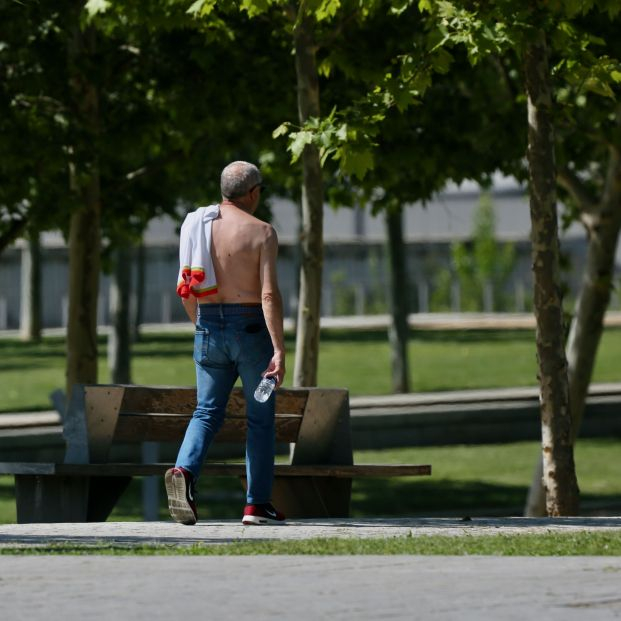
[524,29,579,516]
[525,110,621,516]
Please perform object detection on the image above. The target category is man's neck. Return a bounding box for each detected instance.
[221,198,253,214]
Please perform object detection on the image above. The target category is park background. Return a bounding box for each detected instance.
[2,0,621,523]
[3,174,618,330]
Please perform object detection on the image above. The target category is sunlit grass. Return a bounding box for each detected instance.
[2,532,621,556]
[5,326,621,412]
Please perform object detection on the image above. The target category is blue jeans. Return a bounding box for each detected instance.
[175,303,275,504]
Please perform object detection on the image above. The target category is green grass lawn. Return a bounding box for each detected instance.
[2,531,621,556]
[2,326,621,412]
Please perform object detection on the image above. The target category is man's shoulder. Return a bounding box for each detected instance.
[243,212,275,234]
[254,218,277,239]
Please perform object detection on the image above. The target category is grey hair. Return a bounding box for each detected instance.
[220,161,262,199]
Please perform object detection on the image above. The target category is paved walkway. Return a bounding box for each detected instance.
[2,555,621,621]
[2,518,621,621]
[1,516,620,547]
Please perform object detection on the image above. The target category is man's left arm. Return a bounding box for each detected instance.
[259,227,285,387]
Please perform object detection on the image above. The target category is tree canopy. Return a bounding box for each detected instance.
[3,0,621,515]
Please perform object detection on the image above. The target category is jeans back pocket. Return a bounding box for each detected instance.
[194,326,210,365]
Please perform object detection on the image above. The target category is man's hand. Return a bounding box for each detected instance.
[263,351,285,388]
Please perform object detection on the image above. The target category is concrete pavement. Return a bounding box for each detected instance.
[1,554,621,620]
[1,518,621,621]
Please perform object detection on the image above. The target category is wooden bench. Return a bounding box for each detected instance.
[0,384,431,523]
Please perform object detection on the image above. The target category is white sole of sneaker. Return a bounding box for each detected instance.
[164,469,197,526]
[242,515,285,526]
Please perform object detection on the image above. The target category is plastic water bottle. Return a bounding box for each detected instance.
[254,376,276,403]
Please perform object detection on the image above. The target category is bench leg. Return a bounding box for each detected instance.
[271,477,352,518]
[15,475,90,523]
[14,475,133,523]
[87,476,132,522]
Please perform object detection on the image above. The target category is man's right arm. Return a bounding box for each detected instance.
[182,296,198,325]
[259,226,285,386]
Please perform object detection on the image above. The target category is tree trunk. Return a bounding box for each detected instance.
[385,208,410,393]
[132,242,146,342]
[20,231,42,342]
[66,187,101,400]
[292,14,324,387]
[524,30,579,516]
[525,134,621,516]
[108,242,132,384]
[65,22,101,403]
[566,177,621,439]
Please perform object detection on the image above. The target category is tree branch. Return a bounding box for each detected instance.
[113,135,208,193]
[557,166,597,214]
[315,10,359,52]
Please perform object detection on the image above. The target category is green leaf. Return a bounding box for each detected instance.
[315,0,341,22]
[187,0,205,16]
[584,78,615,99]
[85,0,110,17]
[288,130,314,161]
[240,0,273,18]
[187,0,216,17]
[340,147,374,180]
[431,48,454,74]
[418,0,432,13]
[318,58,333,78]
[563,0,586,18]
[272,123,291,139]
[320,146,336,167]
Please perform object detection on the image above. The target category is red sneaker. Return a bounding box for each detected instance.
[165,467,197,525]
[242,503,286,525]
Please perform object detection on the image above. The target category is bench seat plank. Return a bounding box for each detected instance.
[0,462,431,478]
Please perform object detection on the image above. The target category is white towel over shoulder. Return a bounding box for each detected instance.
[176,204,220,299]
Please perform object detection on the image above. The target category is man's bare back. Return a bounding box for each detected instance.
[179,160,284,386]
[201,203,272,305]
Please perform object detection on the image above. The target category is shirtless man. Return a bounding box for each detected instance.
[165,161,286,526]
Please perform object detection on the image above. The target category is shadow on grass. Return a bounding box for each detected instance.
[351,479,529,518]
[0,346,67,363]
[0,481,15,500]
[3,475,620,524]
[110,477,621,521]
[350,478,621,518]
[0,360,63,372]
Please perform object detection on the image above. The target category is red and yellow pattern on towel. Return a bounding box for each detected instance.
[176,266,218,298]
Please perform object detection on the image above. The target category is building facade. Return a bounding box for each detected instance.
[0,176,608,331]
